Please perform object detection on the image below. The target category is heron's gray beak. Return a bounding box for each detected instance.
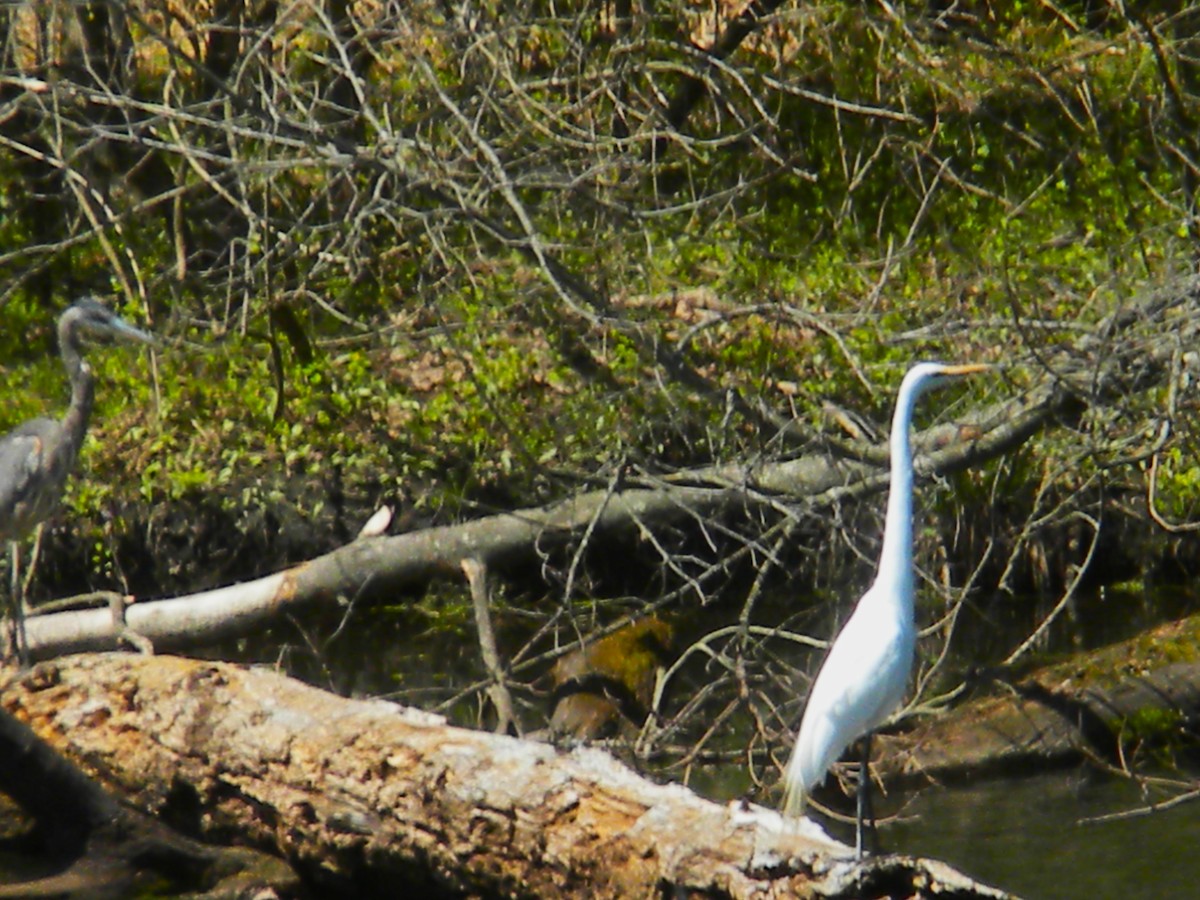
[112,319,159,348]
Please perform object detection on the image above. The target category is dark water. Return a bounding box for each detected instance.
[886,771,1200,899]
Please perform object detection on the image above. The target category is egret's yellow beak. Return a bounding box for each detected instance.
[941,363,990,376]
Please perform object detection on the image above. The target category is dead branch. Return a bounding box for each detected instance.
[13,276,1200,663]
[462,557,516,735]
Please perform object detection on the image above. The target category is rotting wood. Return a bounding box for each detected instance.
[0,705,300,898]
[1,653,1015,899]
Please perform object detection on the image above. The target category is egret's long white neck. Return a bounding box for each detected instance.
[873,371,925,603]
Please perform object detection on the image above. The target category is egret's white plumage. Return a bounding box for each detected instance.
[782,362,987,829]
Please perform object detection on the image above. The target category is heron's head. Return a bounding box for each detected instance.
[64,297,157,347]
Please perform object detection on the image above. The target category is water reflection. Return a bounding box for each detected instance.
[887,771,1200,899]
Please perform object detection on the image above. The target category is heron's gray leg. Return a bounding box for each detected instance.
[22,522,43,597]
[8,540,28,666]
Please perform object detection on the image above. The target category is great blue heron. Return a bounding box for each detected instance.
[0,297,156,663]
[782,361,988,858]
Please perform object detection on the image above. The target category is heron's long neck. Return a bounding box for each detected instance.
[59,326,95,465]
[873,378,919,605]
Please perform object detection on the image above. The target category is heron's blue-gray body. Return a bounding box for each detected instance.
[0,388,92,542]
[0,298,154,661]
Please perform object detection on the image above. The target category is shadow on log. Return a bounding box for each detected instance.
[0,703,299,897]
[2,654,1014,899]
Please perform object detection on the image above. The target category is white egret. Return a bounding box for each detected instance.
[782,361,988,857]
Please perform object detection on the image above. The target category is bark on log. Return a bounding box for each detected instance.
[1,654,1014,899]
[0,697,302,898]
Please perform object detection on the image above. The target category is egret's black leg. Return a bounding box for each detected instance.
[855,732,876,859]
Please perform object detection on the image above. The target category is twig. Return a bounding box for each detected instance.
[1079,786,1200,826]
[462,558,517,735]
[1003,509,1102,667]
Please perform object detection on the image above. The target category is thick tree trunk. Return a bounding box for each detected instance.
[1,653,1012,899]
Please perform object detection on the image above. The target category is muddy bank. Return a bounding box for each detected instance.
[876,614,1200,786]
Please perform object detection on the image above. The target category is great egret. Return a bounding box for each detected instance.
[782,361,988,857]
[0,297,156,662]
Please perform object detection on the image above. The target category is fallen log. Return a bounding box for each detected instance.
[1,653,1014,899]
[877,614,1200,784]
[6,373,1051,667]
[17,276,1200,665]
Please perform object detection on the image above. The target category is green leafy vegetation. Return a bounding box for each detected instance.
[3,2,1200,755]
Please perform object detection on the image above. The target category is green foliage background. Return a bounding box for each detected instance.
[2,0,1200,697]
